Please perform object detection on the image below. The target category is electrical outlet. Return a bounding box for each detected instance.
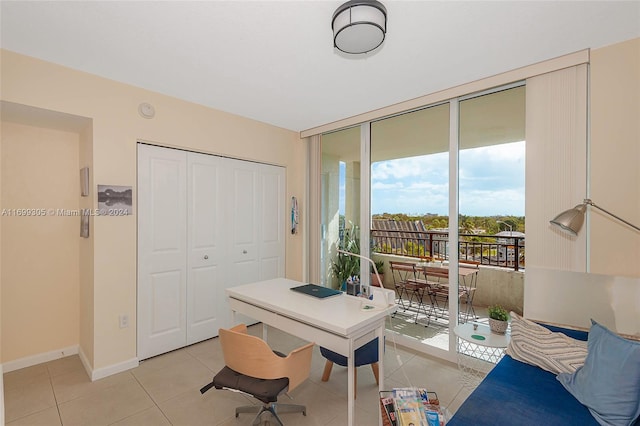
[119,314,129,329]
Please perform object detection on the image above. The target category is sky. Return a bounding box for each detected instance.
[340,141,525,217]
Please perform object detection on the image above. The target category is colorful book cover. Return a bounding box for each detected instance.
[381,396,398,426]
[393,388,426,426]
[397,406,424,426]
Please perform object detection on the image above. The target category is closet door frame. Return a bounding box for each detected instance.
[137,143,286,359]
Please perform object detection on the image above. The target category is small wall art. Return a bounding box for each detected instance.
[97,185,133,216]
[80,167,90,196]
[80,211,90,238]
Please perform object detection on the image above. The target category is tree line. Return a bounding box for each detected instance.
[372,213,525,234]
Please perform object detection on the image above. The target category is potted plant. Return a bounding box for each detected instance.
[330,224,360,290]
[487,305,509,334]
[370,259,385,287]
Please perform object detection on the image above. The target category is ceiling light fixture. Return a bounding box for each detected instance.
[332,0,387,54]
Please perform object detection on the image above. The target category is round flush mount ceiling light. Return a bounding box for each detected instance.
[138,102,155,119]
[332,0,387,54]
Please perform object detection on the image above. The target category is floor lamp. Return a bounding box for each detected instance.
[550,198,640,235]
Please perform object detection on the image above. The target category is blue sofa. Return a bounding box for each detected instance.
[448,325,598,426]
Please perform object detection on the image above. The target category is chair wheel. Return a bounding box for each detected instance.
[303,411,307,416]
[235,413,239,418]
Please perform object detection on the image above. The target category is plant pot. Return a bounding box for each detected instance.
[370,273,384,287]
[489,318,508,334]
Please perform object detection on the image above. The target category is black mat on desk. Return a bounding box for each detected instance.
[290,283,342,299]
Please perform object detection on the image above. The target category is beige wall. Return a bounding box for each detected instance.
[0,102,3,375]
[0,49,304,370]
[1,122,80,361]
[78,124,95,367]
[590,38,640,277]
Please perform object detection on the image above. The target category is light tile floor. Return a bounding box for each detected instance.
[4,325,475,425]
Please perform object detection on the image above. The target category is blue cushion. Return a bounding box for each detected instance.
[449,354,598,426]
[320,338,380,367]
[557,320,640,426]
[542,323,589,341]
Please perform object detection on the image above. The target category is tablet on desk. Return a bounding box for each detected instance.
[290,284,342,299]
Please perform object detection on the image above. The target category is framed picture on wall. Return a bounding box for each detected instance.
[97,185,133,216]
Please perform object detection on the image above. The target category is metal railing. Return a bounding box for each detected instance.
[370,229,525,271]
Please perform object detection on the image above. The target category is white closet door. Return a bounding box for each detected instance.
[228,159,261,286]
[186,152,227,344]
[137,144,188,360]
[138,145,286,358]
[258,164,285,281]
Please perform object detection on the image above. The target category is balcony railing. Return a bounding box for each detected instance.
[370,229,525,271]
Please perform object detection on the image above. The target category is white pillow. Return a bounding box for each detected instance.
[505,312,588,375]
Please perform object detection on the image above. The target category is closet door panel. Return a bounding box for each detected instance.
[228,163,260,286]
[137,144,188,360]
[187,153,227,343]
[149,271,183,334]
[259,166,285,280]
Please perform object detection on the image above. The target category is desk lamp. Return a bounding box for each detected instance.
[337,249,382,297]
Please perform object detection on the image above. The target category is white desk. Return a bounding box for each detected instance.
[226,278,396,426]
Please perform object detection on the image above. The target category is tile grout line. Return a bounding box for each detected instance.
[46,363,64,426]
[127,369,175,426]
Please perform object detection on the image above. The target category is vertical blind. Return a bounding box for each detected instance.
[525,64,588,272]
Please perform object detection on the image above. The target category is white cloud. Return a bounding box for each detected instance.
[370,141,525,216]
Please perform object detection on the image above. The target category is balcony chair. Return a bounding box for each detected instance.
[422,261,479,323]
[390,260,434,326]
[320,337,380,399]
[389,261,418,312]
[200,324,314,425]
[458,260,480,322]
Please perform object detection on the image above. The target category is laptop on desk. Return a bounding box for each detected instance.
[290,283,342,299]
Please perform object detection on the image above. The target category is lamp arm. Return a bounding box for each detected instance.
[337,249,381,288]
[584,199,640,232]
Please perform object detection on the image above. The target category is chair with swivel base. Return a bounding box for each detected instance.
[200,324,314,425]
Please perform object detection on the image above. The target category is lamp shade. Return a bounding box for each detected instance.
[550,203,587,235]
[332,0,387,54]
[551,199,640,235]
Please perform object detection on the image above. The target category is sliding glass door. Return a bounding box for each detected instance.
[458,85,526,322]
[370,104,451,351]
[321,127,361,290]
[317,84,526,359]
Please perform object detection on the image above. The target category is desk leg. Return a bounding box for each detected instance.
[377,324,385,426]
[347,341,355,426]
[262,323,268,341]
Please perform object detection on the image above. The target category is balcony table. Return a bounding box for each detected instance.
[454,322,510,387]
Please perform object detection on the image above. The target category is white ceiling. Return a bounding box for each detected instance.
[1,1,639,132]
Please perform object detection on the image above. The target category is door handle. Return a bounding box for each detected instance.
[242,250,247,254]
[204,255,209,260]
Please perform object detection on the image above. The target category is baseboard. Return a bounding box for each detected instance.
[2,346,138,382]
[2,345,79,373]
[90,357,139,381]
[77,346,93,380]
